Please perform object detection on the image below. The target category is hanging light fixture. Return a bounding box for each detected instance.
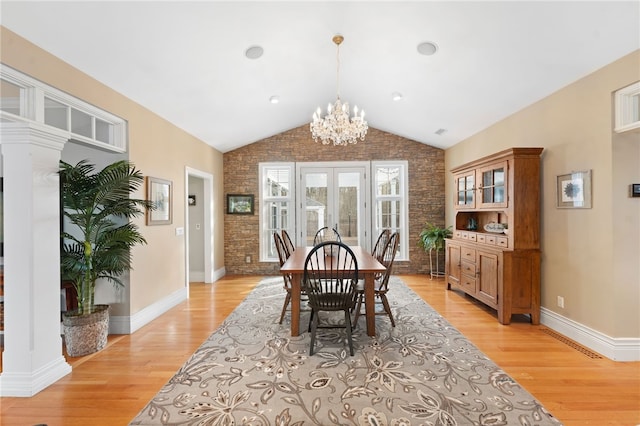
[310,35,368,146]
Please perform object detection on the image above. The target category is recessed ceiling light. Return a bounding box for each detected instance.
[392,92,403,101]
[417,41,438,56]
[245,45,264,59]
[269,95,280,104]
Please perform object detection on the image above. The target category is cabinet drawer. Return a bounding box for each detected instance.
[496,236,508,248]
[486,235,497,245]
[467,232,477,242]
[460,275,476,293]
[461,260,476,276]
[461,231,469,240]
[461,247,476,260]
[477,234,486,244]
[454,230,463,238]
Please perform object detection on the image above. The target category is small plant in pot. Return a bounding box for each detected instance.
[418,222,453,279]
[60,159,153,356]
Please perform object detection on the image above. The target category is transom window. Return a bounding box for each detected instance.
[1,65,126,152]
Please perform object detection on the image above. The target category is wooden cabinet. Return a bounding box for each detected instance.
[445,147,543,324]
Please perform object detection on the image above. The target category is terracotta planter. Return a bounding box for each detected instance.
[62,304,109,357]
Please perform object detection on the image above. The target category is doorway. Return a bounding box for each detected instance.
[185,167,214,285]
[297,162,369,247]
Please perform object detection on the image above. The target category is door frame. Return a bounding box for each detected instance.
[296,161,371,250]
[185,167,214,289]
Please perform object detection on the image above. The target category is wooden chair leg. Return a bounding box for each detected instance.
[380,294,395,327]
[309,309,319,356]
[345,310,354,356]
[279,292,291,324]
[352,292,363,328]
[308,309,315,333]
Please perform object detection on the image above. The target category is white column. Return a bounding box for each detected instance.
[0,122,72,397]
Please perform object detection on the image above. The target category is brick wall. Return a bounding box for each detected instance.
[223,124,445,275]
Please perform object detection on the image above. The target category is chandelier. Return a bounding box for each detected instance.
[310,35,368,146]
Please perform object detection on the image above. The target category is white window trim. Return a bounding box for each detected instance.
[0,64,127,152]
[259,162,295,262]
[371,160,409,261]
[614,81,640,133]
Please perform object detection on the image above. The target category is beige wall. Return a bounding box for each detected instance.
[445,50,640,338]
[0,27,225,315]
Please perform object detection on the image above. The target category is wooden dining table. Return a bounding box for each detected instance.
[280,245,386,337]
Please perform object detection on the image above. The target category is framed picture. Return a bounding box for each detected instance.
[556,170,592,208]
[188,194,197,206]
[227,194,254,215]
[146,177,173,225]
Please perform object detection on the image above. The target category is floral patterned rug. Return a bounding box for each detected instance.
[130,276,562,425]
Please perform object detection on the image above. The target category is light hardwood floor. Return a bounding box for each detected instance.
[1,275,639,425]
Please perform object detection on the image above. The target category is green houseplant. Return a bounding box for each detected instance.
[60,159,153,356]
[418,222,453,279]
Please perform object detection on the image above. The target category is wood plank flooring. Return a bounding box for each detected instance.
[1,275,638,425]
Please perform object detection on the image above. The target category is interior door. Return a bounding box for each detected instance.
[299,164,367,247]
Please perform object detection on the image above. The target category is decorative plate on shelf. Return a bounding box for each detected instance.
[484,222,506,234]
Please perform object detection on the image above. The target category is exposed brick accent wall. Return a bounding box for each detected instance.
[223,125,445,275]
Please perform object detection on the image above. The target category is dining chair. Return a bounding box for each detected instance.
[353,231,400,328]
[313,226,342,245]
[303,241,358,356]
[274,231,293,324]
[281,229,295,257]
[372,228,391,265]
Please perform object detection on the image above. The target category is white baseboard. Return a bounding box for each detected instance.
[0,356,71,397]
[110,269,227,334]
[213,266,226,282]
[109,287,188,335]
[540,307,640,361]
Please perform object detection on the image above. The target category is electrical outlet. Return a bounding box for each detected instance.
[557,296,565,308]
[245,255,251,263]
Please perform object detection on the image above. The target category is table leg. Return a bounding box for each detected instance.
[364,272,376,336]
[290,272,302,336]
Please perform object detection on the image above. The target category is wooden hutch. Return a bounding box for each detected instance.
[445,147,543,324]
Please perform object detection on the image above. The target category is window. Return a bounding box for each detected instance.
[260,161,408,262]
[0,79,24,116]
[259,163,295,261]
[372,161,409,260]
[615,81,640,133]
[1,66,126,152]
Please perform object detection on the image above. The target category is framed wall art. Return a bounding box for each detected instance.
[556,170,592,209]
[227,194,254,215]
[146,176,173,225]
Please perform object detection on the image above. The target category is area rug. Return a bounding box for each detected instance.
[130,276,562,425]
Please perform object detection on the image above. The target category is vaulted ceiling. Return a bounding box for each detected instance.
[2,1,638,153]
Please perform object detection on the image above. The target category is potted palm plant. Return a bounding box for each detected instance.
[418,222,453,279]
[60,159,153,356]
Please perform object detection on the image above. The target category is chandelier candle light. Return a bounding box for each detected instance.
[310,35,368,146]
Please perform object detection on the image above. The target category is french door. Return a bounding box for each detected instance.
[297,163,369,248]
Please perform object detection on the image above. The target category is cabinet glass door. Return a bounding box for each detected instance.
[455,171,475,208]
[478,161,508,208]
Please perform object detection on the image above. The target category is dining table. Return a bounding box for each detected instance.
[280,245,386,337]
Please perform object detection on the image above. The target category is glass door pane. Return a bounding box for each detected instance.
[337,171,361,246]
[303,171,329,246]
[300,166,366,247]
